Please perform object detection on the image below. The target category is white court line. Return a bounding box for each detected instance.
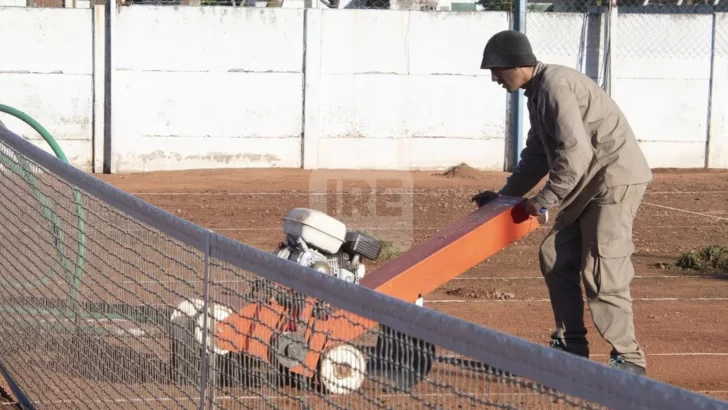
[591,353,728,357]
[642,202,728,222]
[0,393,524,406]
[4,224,725,235]
[446,353,728,358]
[128,190,728,196]
[126,191,728,226]
[131,191,432,196]
[206,224,727,231]
[425,297,728,303]
[648,191,728,194]
[450,275,726,280]
[16,389,728,406]
[210,227,420,231]
[118,274,725,284]
[204,223,725,232]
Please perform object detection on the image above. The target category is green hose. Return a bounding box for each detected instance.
[0,104,87,321]
[0,104,68,163]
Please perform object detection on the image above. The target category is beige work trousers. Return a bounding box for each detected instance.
[539,182,648,368]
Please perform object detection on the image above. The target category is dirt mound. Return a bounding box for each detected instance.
[444,286,515,300]
[437,163,488,180]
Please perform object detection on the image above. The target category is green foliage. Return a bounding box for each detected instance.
[363,231,402,261]
[673,246,728,274]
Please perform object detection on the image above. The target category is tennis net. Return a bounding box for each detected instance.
[0,124,725,410]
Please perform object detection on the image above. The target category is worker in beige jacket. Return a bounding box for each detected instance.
[472,30,653,376]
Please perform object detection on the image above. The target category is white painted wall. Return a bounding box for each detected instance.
[0,0,26,6]
[304,10,509,170]
[0,7,93,170]
[0,7,726,172]
[708,13,728,168]
[614,13,714,168]
[111,7,305,173]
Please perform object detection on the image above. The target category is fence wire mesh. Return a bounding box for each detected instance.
[122,0,447,10]
[0,140,206,408]
[122,0,509,11]
[717,13,728,66]
[525,0,608,85]
[616,2,718,63]
[1,125,727,410]
[0,129,594,409]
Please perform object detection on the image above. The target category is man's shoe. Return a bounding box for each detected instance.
[608,355,646,376]
[549,338,567,351]
[549,338,589,358]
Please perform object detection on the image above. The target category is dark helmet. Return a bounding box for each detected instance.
[480,30,537,69]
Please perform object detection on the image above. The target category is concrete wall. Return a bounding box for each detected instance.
[0,8,93,169]
[111,7,305,172]
[0,6,726,172]
[708,13,728,169]
[303,10,509,170]
[615,13,715,168]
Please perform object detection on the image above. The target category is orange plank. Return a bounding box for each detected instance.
[359,195,539,301]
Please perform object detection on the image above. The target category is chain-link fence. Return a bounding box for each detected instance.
[525,0,609,87]
[117,0,512,10]
[617,0,720,62]
[613,0,722,153]
[2,118,728,410]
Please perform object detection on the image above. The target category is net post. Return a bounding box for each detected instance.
[198,230,212,410]
[509,0,527,170]
[604,0,618,97]
[705,6,720,167]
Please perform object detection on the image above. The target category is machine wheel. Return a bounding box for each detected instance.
[367,325,436,392]
[318,344,367,395]
[196,302,233,356]
[169,298,234,384]
[170,299,203,384]
[271,332,308,369]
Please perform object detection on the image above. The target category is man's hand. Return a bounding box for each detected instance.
[524,197,547,217]
[471,190,499,208]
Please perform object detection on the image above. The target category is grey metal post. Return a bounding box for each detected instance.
[198,232,211,410]
[509,0,528,169]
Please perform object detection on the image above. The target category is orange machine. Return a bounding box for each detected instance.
[173,195,543,394]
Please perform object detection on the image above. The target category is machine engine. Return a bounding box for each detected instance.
[273,208,382,285]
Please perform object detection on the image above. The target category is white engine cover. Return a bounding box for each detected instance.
[282,208,346,254]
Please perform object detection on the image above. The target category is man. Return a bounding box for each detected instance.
[472,30,653,376]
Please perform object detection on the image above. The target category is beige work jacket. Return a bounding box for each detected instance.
[499,62,653,226]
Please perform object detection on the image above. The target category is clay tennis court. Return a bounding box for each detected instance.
[83,165,728,404]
